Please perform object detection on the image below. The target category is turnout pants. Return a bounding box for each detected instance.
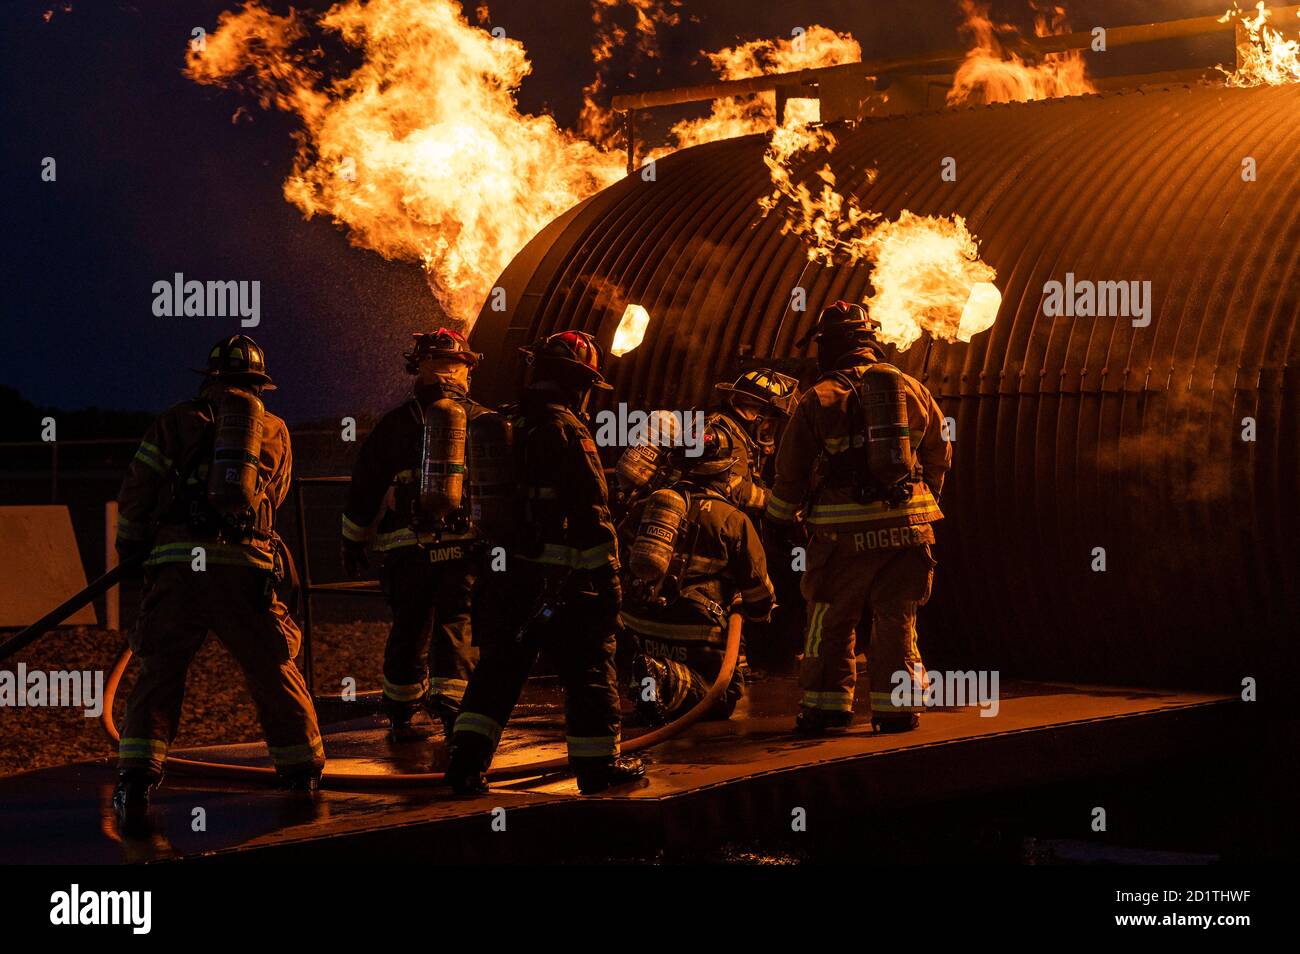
[118,563,324,778]
[798,531,935,717]
[380,547,479,718]
[454,566,621,765]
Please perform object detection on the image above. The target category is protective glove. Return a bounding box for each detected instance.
[341,539,369,579]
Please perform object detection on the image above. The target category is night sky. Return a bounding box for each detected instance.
[1,0,1237,426]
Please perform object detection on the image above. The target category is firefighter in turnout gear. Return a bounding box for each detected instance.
[612,369,796,517]
[618,422,775,725]
[113,335,324,830]
[341,329,502,741]
[446,331,645,796]
[766,302,951,736]
[711,369,798,515]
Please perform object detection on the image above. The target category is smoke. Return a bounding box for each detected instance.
[1095,385,1239,507]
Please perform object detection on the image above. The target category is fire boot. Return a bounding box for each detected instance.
[445,732,492,796]
[385,696,432,743]
[425,693,461,737]
[388,715,433,743]
[871,713,920,734]
[629,654,669,728]
[574,756,646,796]
[112,767,160,833]
[278,769,323,795]
[793,707,853,737]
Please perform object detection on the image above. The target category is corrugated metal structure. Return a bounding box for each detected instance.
[471,82,1300,689]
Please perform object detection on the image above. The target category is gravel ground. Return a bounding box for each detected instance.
[0,621,389,777]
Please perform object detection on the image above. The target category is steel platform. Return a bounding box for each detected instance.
[0,676,1242,863]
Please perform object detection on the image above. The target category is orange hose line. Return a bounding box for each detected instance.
[100,614,744,790]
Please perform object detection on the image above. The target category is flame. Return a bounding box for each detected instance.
[186,0,626,328]
[959,281,1003,339]
[660,25,861,154]
[611,303,651,356]
[1219,2,1300,87]
[759,119,997,349]
[580,0,682,150]
[947,0,1094,106]
[864,214,1000,348]
[758,123,881,261]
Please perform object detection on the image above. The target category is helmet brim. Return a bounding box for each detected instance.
[519,348,613,389]
[192,368,277,391]
[677,456,738,477]
[714,383,791,416]
[407,350,481,366]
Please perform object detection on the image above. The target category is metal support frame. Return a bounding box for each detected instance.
[291,476,384,696]
[609,5,1300,118]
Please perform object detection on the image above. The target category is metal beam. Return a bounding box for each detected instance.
[609,4,1300,113]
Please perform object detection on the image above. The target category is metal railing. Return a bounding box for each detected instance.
[0,436,379,694]
[0,437,138,502]
[0,430,365,503]
[290,475,384,696]
[609,4,1300,170]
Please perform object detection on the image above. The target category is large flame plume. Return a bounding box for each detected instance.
[661,26,862,154]
[186,2,1012,345]
[759,120,997,350]
[1220,2,1300,87]
[186,0,626,328]
[947,0,1094,106]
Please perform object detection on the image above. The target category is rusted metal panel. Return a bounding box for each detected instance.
[473,82,1300,689]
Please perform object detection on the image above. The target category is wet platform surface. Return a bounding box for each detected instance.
[0,675,1242,863]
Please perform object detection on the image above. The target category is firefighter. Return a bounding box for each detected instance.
[710,369,798,516]
[618,422,775,725]
[766,302,951,736]
[340,329,503,740]
[612,369,796,517]
[445,331,645,796]
[112,335,324,830]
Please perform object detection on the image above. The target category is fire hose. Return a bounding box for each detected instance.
[3,556,743,789]
[81,603,743,789]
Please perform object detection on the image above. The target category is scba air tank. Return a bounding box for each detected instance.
[861,364,915,489]
[419,398,468,523]
[629,488,689,585]
[206,387,265,514]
